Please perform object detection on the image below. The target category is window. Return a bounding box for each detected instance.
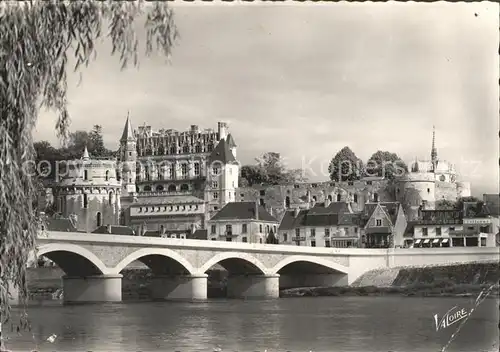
[259,224,263,233]
[212,181,218,188]
[181,164,188,178]
[260,198,265,206]
[344,227,349,234]
[260,190,265,196]
[183,145,189,153]
[194,163,200,176]
[283,233,288,242]
[213,192,218,199]
[211,238,216,241]
[427,188,430,193]
[449,226,455,231]
[96,212,102,227]
[422,228,428,236]
[467,226,474,230]
[366,181,372,185]
[160,225,164,233]
[242,237,248,243]
[375,219,382,226]
[325,240,331,247]
[226,224,232,235]
[212,167,220,175]
[180,184,189,192]
[108,191,113,205]
[336,194,341,202]
[325,228,330,237]
[242,224,248,233]
[373,193,379,202]
[310,229,316,237]
[84,170,88,180]
[168,184,176,192]
[105,170,109,181]
[353,194,358,203]
[311,240,316,247]
[259,238,263,244]
[195,145,201,153]
[295,228,300,236]
[436,227,442,236]
[285,196,291,208]
[481,238,486,246]
[312,196,317,202]
[83,193,88,208]
[266,225,269,234]
[211,225,216,234]
[129,152,132,157]
[144,185,152,192]
[156,185,164,192]
[354,227,358,234]
[168,167,174,179]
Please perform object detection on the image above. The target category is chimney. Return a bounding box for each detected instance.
[325,197,331,208]
[294,207,300,218]
[107,224,112,234]
[255,201,259,221]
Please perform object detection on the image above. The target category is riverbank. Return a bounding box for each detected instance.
[282,261,500,298]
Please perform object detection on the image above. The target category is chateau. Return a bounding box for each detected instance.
[49,118,472,240]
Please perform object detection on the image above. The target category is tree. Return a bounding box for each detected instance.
[435,199,456,210]
[239,152,306,186]
[0,0,178,333]
[365,150,408,180]
[327,147,363,182]
[454,196,481,211]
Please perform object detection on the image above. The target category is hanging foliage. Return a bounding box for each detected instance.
[0,0,178,325]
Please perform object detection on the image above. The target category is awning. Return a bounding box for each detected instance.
[442,238,449,243]
[432,239,439,244]
[423,239,430,244]
[415,239,422,244]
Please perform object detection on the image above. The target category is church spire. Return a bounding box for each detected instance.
[431,125,438,170]
[120,111,134,142]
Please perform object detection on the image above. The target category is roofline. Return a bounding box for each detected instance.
[208,218,279,223]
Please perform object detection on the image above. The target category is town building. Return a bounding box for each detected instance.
[404,202,496,248]
[51,147,121,233]
[360,202,407,248]
[207,202,279,243]
[278,201,362,248]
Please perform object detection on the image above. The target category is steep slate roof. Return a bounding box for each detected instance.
[210,202,278,222]
[363,202,401,225]
[483,194,500,216]
[278,204,359,231]
[208,139,237,164]
[43,218,77,232]
[92,225,136,235]
[226,133,237,148]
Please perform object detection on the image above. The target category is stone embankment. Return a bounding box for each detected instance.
[281,261,500,298]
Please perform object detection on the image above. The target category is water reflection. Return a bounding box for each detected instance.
[5,297,499,352]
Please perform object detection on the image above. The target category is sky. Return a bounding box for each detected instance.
[34,1,499,197]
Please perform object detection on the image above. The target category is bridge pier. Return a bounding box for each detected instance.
[151,274,208,301]
[279,273,348,289]
[62,274,122,304]
[227,274,280,299]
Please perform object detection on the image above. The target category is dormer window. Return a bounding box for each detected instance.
[375,219,382,226]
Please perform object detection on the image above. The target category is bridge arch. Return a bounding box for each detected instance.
[270,255,349,275]
[113,248,196,275]
[199,252,269,275]
[36,243,110,276]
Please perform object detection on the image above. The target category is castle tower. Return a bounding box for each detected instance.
[431,125,438,172]
[218,121,228,141]
[53,149,121,232]
[120,113,137,196]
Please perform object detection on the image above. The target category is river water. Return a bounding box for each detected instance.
[3,296,499,352]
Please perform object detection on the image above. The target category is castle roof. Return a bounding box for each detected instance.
[120,114,135,141]
[362,202,401,225]
[82,146,90,160]
[226,133,237,148]
[208,139,237,165]
[210,202,278,222]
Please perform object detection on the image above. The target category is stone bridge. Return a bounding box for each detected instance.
[22,231,500,303]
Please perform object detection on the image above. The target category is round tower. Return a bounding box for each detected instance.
[456,181,471,199]
[396,172,436,211]
[53,147,121,232]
